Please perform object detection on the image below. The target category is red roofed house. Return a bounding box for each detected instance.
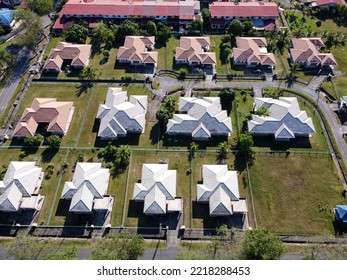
[209,1,279,29]
[311,0,346,7]
[289,38,337,68]
[13,98,75,138]
[117,36,158,67]
[53,0,201,31]
[176,37,216,66]
[43,42,92,72]
[233,37,276,67]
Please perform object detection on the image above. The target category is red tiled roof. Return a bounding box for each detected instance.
[313,0,346,6]
[209,2,279,17]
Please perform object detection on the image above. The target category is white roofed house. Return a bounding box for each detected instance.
[166,97,232,141]
[248,97,316,140]
[96,87,148,140]
[0,162,44,213]
[133,164,181,215]
[197,165,247,217]
[61,163,112,213]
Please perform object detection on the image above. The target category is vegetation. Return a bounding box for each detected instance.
[219,87,236,112]
[63,23,88,44]
[217,141,229,160]
[27,0,53,15]
[156,108,172,126]
[241,228,284,260]
[80,66,99,82]
[97,143,131,170]
[45,135,62,149]
[237,133,254,160]
[23,134,44,146]
[91,233,145,260]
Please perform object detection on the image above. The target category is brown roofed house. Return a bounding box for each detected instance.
[175,37,216,66]
[117,36,158,67]
[289,38,337,68]
[233,37,276,67]
[43,42,92,72]
[13,98,75,138]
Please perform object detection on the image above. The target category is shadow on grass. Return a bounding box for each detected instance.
[127,200,163,229]
[253,136,312,150]
[162,134,228,149]
[149,122,161,145]
[93,134,140,148]
[41,148,59,163]
[333,220,347,237]
[75,83,90,96]
[192,201,219,230]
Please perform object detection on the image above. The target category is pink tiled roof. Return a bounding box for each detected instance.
[209,2,279,17]
[313,0,346,6]
[13,98,74,137]
[176,37,216,65]
[233,37,276,66]
[117,36,158,65]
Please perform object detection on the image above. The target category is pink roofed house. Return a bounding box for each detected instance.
[13,98,75,138]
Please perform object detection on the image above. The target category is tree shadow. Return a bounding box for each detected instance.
[41,148,59,163]
[252,136,312,150]
[127,200,163,229]
[75,83,89,96]
[149,122,161,145]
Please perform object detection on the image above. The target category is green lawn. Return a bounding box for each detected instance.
[321,80,337,99]
[304,16,347,35]
[331,46,347,73]
[332,75,347,98]
[274,49,289,77]
[157,37,180,70]
[210,36,231,75]
[249,153,346,234]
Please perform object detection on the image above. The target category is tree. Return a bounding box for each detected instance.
[45,135,61,149]
[243,20,254,34]
[237,133,254,159]
[156,108,172,126]
[217,141,230,160]
[91,21,114,48]
[91,232,145,260]
[255,107,269,116]
[186,20,202,33]
[156,22,171,45]
[63,23,88,44]
[24,134,44,146]
[201,8,211,31]
[0,48,14,68]
[227,20,243,36]
[7,232,77,260]
[27,0,53,15]
[219,87,236,112]
[117,20,140,41]
[13,9,43,50]
[163,96,177,113]
[241,228,284,260]
[116,145,131,168]
[289,62,299,80]
[263,88,283,99]
[147,21,157,37]
[80,66,98,82]
[190,141,199,159]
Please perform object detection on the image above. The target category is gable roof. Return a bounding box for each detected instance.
[167,97,232,140]
[336,205,347,222]
[290,38,337,66]
[311,0,346,6]
[0,161,42,212]
[233,37,276,66]
[176,37,216,65]
[0,9,14,26]
[43,42,91,71]
[61,163,110,213]
[248,97,316,139]
[13,98,74,137]
[209,2,279,18]
[96,87,148,139]
[133,164,176,215]
[117,36,158,65]
[197,165,246,216]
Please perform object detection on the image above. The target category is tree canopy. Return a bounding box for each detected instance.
[63,23,88,44]
[27,0,53,15]
[45,135,61,149]
[91,232,145,260]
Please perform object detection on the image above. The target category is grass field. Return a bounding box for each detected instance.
[210,36,231,75]
[249,153,346,234]
[331,75,347,98]
[157,37,180,70]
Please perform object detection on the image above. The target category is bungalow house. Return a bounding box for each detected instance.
[311,0,346,7]
[233,37,276,68]
[175,37,216,66]
[43,42,92,72]
[96,87,148,140]
[133,164,181,215]
[53,0,201,31]
[197,165,247,217]
[289,38,337,68]
[0,162,44,212]
[61,163,112,213]
[117,36,158,67]
[248,97,316,140]
[0,9,14,29]
[209,2,279,30]
[13,98,75,138]
[2,0,21,7]
[167,97,232,141]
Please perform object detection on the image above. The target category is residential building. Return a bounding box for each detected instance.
[335,205,347,222]
[13,98,75,138]
[117,36,158,67]
[0,162,44,212]
[197,165,247,217]
[0,9,14,28]
[248,97,316,140]
[61,163,112,213]
[175,37,216,66]
[233,37,276,67]
[209,2,279,30]
[167,97,232,141]
[2,0,21,7]
[311,0,346,7]
[289,38,337,68]
[43,42,92,72]
[133,164,181,215]
[96,87,148,140]
[53,0,201,31]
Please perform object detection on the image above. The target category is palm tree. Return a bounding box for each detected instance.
[289,62,299,80]
[190,142,199,159]
[163,96,177,113]
[116,145,131,168]
[217,141,229,160]
[80,66,98,83]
